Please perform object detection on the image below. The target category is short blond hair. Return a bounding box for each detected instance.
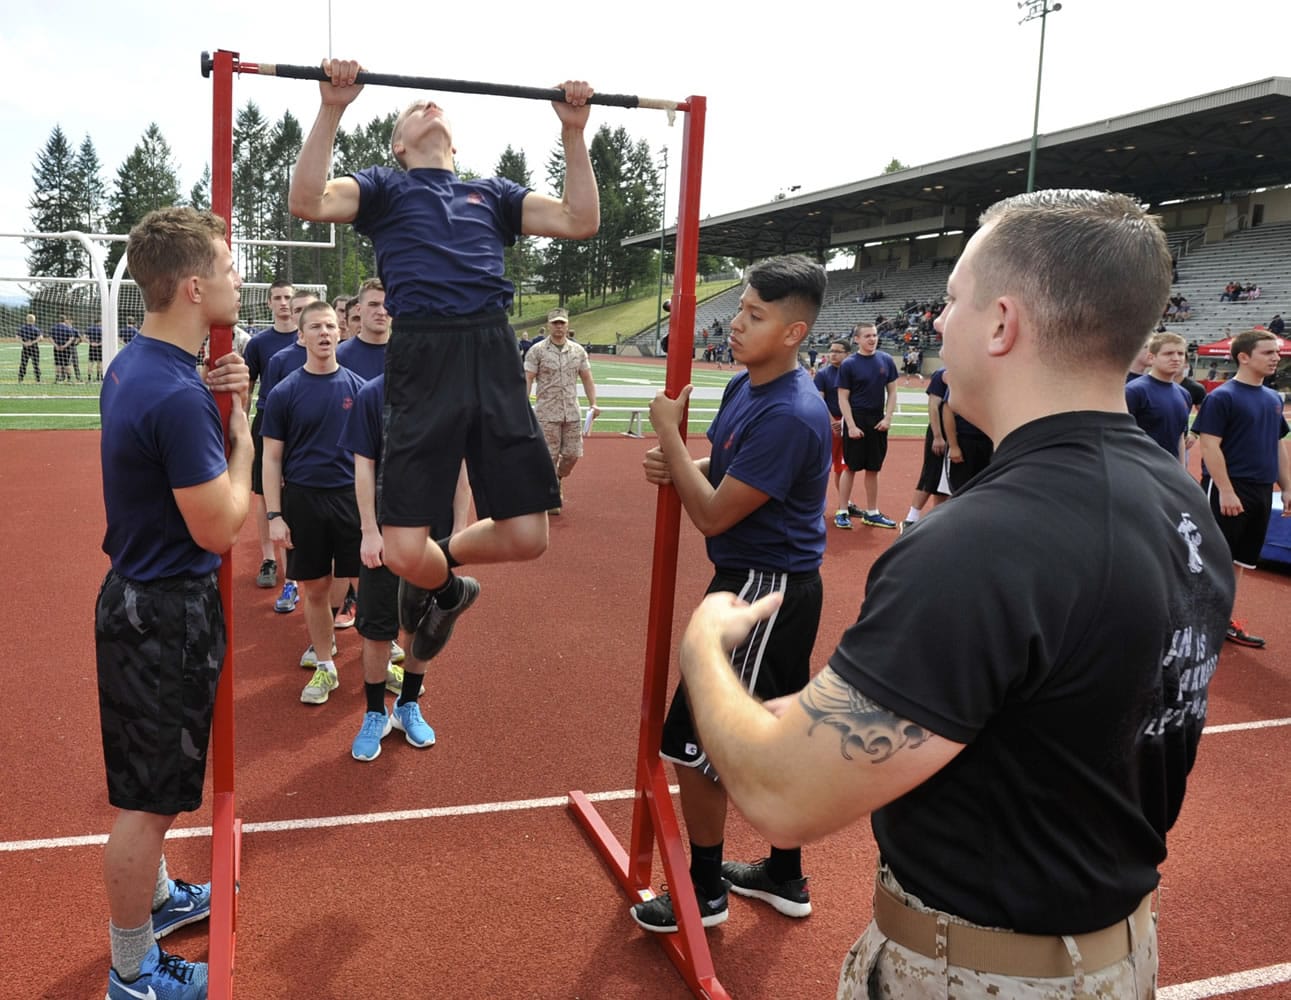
[127,207,226,312]
[1148,331,1186,354]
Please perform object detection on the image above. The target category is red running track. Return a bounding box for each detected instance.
[0,429,1288,999]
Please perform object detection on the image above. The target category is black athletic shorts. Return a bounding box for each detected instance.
[1202,476,1273,568]
[250,408,266,495]
[945,434,994,494]
[842,412,889,472]
[88,345,103,362]
[356,562,400,643]
[283,484,363,581]
[380,313,559,526]
[96,569,225,814]
[661,567,823,783]
[915,427,948,496]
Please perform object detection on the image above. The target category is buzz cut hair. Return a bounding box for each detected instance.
[298,300,337,325]
[745,255,827,327]
[973,189,1172,372]
[126,206,226,313]
[357,277,385,304]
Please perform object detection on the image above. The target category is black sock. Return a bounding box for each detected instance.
[346,582,356,601]
[399,669,424,707]
[433,573,464,609]
[364,682,386,715]
[766,846,802,884]
[690,840,725,899]
[330,607,339,618]
[436,536,461,569]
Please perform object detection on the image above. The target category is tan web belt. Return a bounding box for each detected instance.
[873,875,1155,979]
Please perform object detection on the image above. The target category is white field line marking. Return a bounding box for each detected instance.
[1159,963,1291,999]
[1202,717,1291,734]
[0,785,676,853]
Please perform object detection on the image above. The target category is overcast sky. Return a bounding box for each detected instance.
[2,0,1287,282]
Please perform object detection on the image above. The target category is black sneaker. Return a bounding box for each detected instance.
[255,558,277,589]
[846,502,865,518]
[410,577,481,661]
[630,884,729,933]
[1225,620,1266,648]
[720,858,812,917]
[398,579,434,634]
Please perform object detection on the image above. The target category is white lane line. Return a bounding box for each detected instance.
[0,786,673,853]
[1203,717,1291,734]
[1159,963,1291,999]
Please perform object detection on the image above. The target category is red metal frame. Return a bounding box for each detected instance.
[567,97,727,999]
[207,48,241,1000]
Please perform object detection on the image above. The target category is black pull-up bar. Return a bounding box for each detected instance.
[199,51,686,113]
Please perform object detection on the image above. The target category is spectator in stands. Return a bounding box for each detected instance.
[1269,314,1285,337]
[17,314,42,383]
[1220,281,1239,302]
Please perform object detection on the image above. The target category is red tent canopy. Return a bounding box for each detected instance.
[1194,333,1290,358]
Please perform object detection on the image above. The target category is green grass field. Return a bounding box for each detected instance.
[0,344,931,435]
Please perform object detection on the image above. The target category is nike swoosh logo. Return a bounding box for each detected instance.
[168,901,196,913]
[115,982,158,1000]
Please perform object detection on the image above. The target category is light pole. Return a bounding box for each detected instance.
[1019,0,1062,193]
[654,146,668,355]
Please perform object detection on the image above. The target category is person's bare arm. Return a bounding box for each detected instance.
[837,387,861,438]
[173,404,253,555]
[1198,434,1242,516]
[355,454,383,569]
[262,437,292,549]
[877,379,898,432]
[648,387,766,536]
[679,592,964,845]
[287,58,363,223]
[521,81,599,239]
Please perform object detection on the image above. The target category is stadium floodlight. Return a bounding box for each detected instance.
[1019,0,1063,193]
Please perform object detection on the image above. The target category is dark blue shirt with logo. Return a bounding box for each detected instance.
[261,366,367,489]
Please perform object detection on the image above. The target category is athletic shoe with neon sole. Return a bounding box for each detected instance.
[390,641,406,664]
[860,511,897,529]
[300,640,338,669]
[630,884,729,933]
[152,879,212,939]
[720,858,812,917]
[274,580,299,613]
[846,502,866,518]
[300,667,338,705]
[351,709,392,762]
[106,944,207,1000]
[384,662,426,697]
[1226,619,1265,648]
[392,700,436,748]
[410,576,481,661]
[333,590,357,629]
[833,511,853,530]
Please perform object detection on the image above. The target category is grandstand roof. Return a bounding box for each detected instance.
[626,77,1291,261]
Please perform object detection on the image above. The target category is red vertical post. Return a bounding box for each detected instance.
[207,47,239,1000]
[569,96,729,999]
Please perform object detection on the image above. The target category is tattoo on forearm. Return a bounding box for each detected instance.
[799,669,931,764]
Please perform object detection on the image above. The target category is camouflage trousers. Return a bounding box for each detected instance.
[541,419,583,478]
[837,867,1158,1000]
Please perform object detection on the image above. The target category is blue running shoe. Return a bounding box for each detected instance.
[351,709,392,762]
[152,879,211,939]
[860,511,897,529]
[107,943,207,1000]
[274,580,299,614]
[832,511,853,530]
[392,700,436,748]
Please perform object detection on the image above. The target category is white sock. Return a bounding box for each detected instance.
[906,508,921,522]
[152,855,171,910]
[316,660,336,674]
[109,918,155,982]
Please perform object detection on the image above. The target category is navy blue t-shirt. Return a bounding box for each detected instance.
[812,363,843,418]
[261,366,367,489]
[1193,378,1290,483]
[838,350,899,415]
[86,324,102,346]
[120,324,139,345]
[1126,374,1191,456]
[19,323,40,344]
[262,343,308,406]
[339,374,384,465]
[337,337,387,382]
[50,322,76,347]
[705,368,831,573]
[100,336,228,580]
[350,167,529,317]
[245,327,298,406]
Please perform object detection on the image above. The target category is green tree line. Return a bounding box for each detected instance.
[26,108,735,321]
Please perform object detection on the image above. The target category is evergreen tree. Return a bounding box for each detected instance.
[107,123,182,271]
[189,165,211,211]
[496,145,538,316]
[537,142,584,304]
[266,110,304,281]
[72,136,107,237]
[232,101,272,281]
[26,126,84,277]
